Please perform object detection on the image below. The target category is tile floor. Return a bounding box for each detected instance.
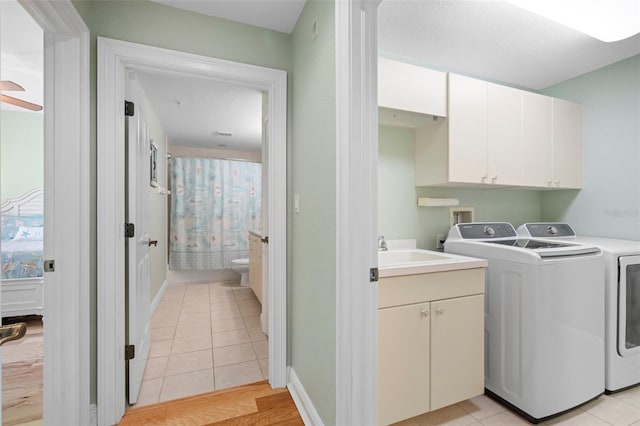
[394,387,640,426]
[133,280,267,407]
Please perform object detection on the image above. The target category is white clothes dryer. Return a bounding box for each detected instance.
[518,223,640,394]
[445,223,605,423]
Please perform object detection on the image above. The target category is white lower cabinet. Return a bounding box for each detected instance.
[248,232,262,304]
[377,270,484,425]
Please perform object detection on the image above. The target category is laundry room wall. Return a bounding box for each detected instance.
[378,124,543,249]
[540,54,640,240]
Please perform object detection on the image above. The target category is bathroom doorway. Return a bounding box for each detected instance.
[97,37,287,424]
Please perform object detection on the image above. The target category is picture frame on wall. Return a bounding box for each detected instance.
[150,143,158,187]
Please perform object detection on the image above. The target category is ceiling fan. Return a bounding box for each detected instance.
[0,80,42,111]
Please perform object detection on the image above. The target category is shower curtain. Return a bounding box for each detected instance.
[169,157,262,270]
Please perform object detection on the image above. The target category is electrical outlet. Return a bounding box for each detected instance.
[436,233,445,249]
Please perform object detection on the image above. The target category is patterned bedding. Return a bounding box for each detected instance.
[1,215,44,280]
[2,240,43,279]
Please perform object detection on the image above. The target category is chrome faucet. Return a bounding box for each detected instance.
[378,236,388,251]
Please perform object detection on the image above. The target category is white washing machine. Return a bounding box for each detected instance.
[445,223,605,423]
[518,223,640,394]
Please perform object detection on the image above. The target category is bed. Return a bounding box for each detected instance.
[1,188,44,317]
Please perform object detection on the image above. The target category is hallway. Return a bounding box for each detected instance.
[134,280,267,406]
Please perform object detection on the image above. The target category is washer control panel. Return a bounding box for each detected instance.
[457,222,517,239]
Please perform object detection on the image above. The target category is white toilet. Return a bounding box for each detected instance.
[231,258,249,286]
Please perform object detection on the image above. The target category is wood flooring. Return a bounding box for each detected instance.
[119,380,304,425]
[2,316,43,426]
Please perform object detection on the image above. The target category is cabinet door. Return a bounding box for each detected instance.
[448,74,488,184]
[430,295,484,411]
[378,303,430,426]
[552,98,582,188]
[522,91,552,187]
[249,234,262,304]
[378,58,447,117]
[487,82,522,185]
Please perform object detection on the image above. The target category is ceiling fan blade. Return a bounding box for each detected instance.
[0,94,43,111]
[0,81,25,91]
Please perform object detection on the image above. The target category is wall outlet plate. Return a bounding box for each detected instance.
[436,233,445,249]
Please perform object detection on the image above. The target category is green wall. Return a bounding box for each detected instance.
[290,1,336,423]
[541,54,640,240]
[72,0,293,406]
[378,124,543,248]
[0,110,43,203]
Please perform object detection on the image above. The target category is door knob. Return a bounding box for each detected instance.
[148,240,158,247]
[0,322,27,347]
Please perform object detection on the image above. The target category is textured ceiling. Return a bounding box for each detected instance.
[149,0,306,33]
[0,0,43,112]
[136,71,263,151]
[378,0,640,90]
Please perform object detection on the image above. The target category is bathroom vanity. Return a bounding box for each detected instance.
[377,250,486,425]
[248,230,263,304]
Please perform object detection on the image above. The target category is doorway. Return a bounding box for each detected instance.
[0,0,90,424]
[0,3,44,423]
[97,37,287,424]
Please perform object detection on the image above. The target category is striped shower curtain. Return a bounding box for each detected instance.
[169,157,262,270]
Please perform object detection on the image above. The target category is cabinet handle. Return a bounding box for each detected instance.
[421,309,429,317]
[436,307,445,314]
[481,174,488,183]
[547,178,553,186]
[554,179,560,186]
[491,174,498,183]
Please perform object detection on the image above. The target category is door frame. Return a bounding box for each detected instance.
[335,1,379,424]
[17,0,91,424]
[96,37,287,425]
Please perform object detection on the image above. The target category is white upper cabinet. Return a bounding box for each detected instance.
[378,57,447,117]
[447,73,488,184]
[414,72,582,189]
[552,98,582,188]
[521,91,552,187]
[521,95,582,188]
[487,82,523,185]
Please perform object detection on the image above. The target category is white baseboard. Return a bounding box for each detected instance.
[150,278,169,316]
[89,403,97,426]
[287,367,324,426]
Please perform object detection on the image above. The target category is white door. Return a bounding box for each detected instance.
[261,112,269,335]
[125,72,152,404]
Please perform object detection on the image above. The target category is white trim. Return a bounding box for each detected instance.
[287,367,325,426]
[150,279,169,317]
[90,403,98,426]
[335,1,379,425]
[97,37,288,424]
[16,1,91,425]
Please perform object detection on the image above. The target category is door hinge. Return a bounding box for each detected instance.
[44,259,55,272]
[125,344,135,361]
[261,236,269,244]
[125,223,135,238]
[370,267,379,282]
[124,100,135,117]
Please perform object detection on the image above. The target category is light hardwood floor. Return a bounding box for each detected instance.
[1,316,43,426]
[119,380,303,425]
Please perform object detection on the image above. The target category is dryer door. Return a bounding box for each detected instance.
[618,255,640,356]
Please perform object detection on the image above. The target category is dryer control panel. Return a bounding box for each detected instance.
[520,223,575,238]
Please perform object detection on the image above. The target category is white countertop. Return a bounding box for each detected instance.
[378,249,487,278]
